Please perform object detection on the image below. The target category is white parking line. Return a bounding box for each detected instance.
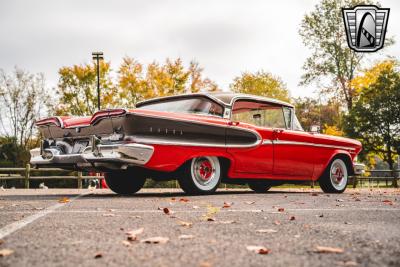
[0,192,90,239]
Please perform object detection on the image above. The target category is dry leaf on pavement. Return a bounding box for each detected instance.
[126,228,144,241]
[179,235,194,240]
[290,216,296,221]
[277,208,285,212]
[245,201,255,205]
[256,229,277,233]
[246,245,270,255]
[178,221,193,227]
[58,197,70,203]
[141,237,169,244]
[0,249,14,257]
[122,240,131,247]
[163,207,171,215]
[222,202,232,208]
[94,252,103,259]
[179,198,190,202]
[315,246,344,254]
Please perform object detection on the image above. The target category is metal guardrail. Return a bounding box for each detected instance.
[0,164,104,189]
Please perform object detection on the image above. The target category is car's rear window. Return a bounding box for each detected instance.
[137,97,224,117]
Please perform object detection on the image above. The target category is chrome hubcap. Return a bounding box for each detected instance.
[330,159,348,191]
[191,156,220,191]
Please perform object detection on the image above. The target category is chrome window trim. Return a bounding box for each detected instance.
[271,140,355,151]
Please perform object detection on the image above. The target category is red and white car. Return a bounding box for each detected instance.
[31,93,362,194]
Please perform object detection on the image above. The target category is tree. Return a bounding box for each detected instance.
[344,60,400,171]
[294,97,342,132]
[57,61,118,116]
[118,57,218,106]
[230,71,290,102]
[299,0,392,110]
[0,68,51,150]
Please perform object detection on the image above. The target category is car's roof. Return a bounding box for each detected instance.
[136,92,294,108]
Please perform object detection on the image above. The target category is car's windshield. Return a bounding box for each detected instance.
[137,97,224,117]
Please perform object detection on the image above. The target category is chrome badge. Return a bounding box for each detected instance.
[342,5,390,52]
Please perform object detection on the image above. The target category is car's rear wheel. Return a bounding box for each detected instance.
[319,158,348,193]
[178,156,221,195]
[105,170,146,195]
[248,181,272,193]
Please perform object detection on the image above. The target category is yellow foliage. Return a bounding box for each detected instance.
[322,124,343,136]
[351,60,396,94]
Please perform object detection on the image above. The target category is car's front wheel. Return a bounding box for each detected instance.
[178,156,221,195]
[105,169,146,195]
[319,158,348,193]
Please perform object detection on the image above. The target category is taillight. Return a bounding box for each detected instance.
[35,117,63,127]
[90,109,127,125]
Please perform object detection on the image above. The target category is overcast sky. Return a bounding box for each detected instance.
[0,0,399,98]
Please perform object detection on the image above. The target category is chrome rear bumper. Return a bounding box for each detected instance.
[353,162,365,175]
[30,143,154,168]
[82,143,154,165]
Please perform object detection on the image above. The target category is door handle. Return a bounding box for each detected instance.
[272,129,284,140]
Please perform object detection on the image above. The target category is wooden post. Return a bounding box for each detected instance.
[77,171,83,189]
[25,164,30,189]
[353,176,357,189]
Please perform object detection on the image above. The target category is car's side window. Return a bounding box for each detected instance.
[231,100,286,129]
[283,107,292,129]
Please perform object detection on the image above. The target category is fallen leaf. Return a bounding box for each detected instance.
[311,193,319,196]
[315,246,344,254]
[319,214,324,218]
[141,237,169,244]
[245,201,255,205]
[178,234,194,240]
[178,221,193,227]
[192,205,200,209]
[130,215,142,219]
[222,202,232,208]
[94,252,103,259]
[179,198,189,202]
[122,240,131,247]
[256,229,277,233]
[0,249,13,257]
[206,217,216,222]
[274,220,281,225]
[58,197,70,203]
[163,207,171,215]
[171,197,176,201]
[336,199,345,202]
[382,200,393,205]
[102,213,115,217]
[126,228,144,241]
[246,245,270,255]
[218,220,236,224]
[278,208,285,212]
[289,216,296,221]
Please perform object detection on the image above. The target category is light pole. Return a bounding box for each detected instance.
[92,52,104,110]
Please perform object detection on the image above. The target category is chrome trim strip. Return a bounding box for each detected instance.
[272,140,356,151]
[229,95,294,108]
[124,138,262,148]
[262,139,273,145]
[129,112,262,148]
[136,93,229,108]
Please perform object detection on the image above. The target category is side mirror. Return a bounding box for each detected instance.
[310,125,320,133]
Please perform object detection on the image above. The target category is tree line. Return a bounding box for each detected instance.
[0,0,398,171]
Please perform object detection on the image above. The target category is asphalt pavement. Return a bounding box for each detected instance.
[0,187,399,267]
